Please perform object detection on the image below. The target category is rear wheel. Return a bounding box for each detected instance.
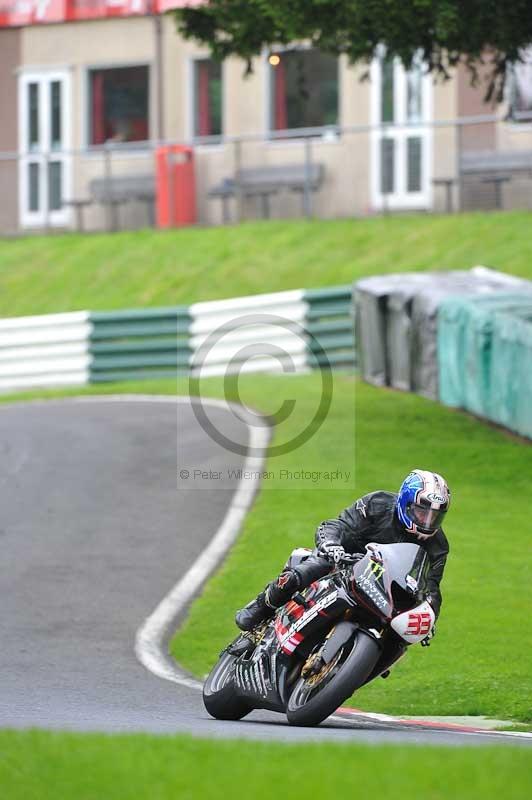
[286,631,380,727]
[203,651,252,721]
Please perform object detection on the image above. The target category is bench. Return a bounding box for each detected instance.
[64,175,155,232]
[435,150,532,212]
[209,164,325,222]
[460,150,532,175]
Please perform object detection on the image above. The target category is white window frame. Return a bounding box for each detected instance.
[504,47,532,127]
[18,69,72,228]
[370,53,433,210]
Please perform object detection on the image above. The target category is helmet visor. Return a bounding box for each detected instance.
[408,502,446,533]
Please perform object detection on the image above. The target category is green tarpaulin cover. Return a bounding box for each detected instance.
[437,293,532,438]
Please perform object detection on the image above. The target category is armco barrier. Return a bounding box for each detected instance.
[189,289,309,377]
[0,311,91,391]
[306,286,355,369]
[89,306,191,383]
[0,286,354,392]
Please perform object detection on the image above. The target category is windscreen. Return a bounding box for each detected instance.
[350,543,430,620]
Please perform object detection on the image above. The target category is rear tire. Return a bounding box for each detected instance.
[203,651,252,721]
[286,631,380,727]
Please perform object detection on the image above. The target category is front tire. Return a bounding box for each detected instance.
[203,651,252,721]
[286,631,380,727]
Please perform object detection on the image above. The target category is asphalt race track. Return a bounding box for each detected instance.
[0,397,529,747]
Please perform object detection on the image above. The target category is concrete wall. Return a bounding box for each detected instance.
[0,27,20,234]
[457,61,496,152]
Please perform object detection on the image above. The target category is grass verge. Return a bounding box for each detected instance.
[1,211,532,316]
[0,730,530,800]
[1,374,531,723]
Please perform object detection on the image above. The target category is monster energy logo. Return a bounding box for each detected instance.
[363,560,385,580]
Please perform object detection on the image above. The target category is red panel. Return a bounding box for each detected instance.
[156,145,196,229]
[0,0,207,27]
[90,71,105,145]
[67,1,150,22]
[0,0,66,27]
[197,60,211,137]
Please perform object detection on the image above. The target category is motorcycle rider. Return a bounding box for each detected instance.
[236,469,450,632]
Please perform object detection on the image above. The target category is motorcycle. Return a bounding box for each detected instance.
[203,542,436,727]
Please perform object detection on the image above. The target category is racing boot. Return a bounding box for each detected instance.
[235,591,273,631]
[235,570,301,631]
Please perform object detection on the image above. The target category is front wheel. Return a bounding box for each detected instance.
[203,651,252,721]
[286,631,380,727]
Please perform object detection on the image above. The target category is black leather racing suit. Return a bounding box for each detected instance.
[282,491,449,618]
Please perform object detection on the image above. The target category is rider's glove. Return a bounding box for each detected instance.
[318,541,346,565]
[365,543,384,563]
[421,626,436,647]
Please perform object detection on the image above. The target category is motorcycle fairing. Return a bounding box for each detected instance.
[231,628,287,712]
[390,600,436,644]
[230,579,350,711]
[274,578,343,655]
[350,543,430,622]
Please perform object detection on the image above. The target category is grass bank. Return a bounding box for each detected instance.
[0,729,530,800]
[2,374,531,723]
[1,211,532,316]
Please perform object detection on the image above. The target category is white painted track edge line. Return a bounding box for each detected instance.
[136,396,270,690]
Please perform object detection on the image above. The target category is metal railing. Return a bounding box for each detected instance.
[2,112,532,236]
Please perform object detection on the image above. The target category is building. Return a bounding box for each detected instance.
[1,1,531,234]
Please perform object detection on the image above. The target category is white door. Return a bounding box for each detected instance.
[19,71,72,228]
[370,52,432,211]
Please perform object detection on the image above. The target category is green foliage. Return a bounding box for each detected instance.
[174,0,532,101]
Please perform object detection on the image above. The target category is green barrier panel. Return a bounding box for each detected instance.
[306,319,353,336]
[306,302,351,320]
[91,353,190,371]
[308,333,355,352]
[437,293,532,421]
[489,310,532,438]
[90,321,189,340]
[305,286,354,370]
[89,306,192,384]
[305,285,352,302]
